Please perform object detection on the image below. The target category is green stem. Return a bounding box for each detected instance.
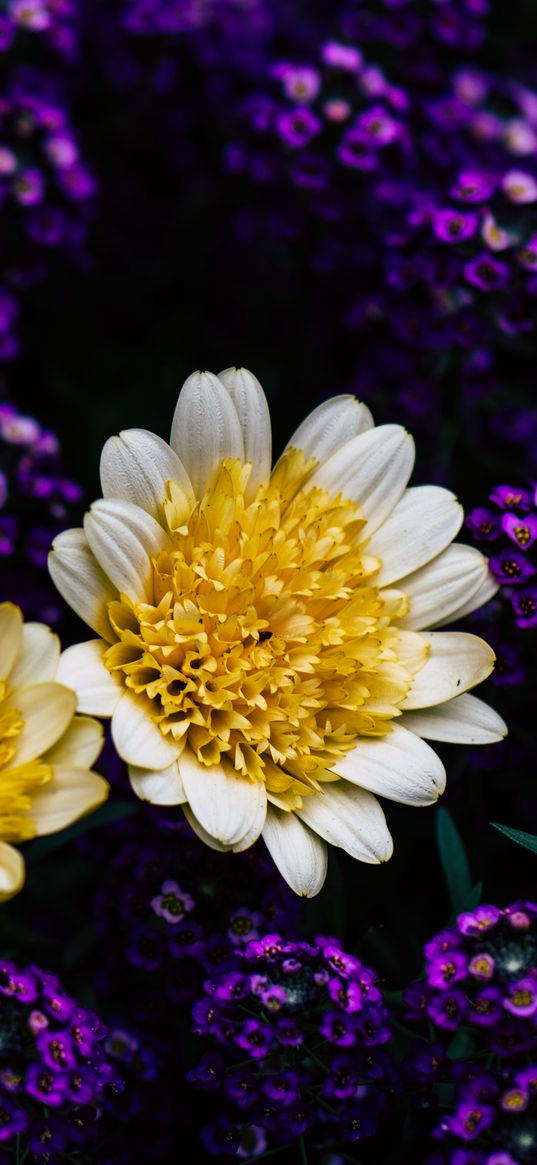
[299,1136,309,1165]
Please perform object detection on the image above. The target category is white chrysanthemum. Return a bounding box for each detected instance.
[49,368,505,896]
[0,602,108,900]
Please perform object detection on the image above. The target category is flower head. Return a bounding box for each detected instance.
[0,602,108,899]
[50,368,504,895]
[188,933,393,1154]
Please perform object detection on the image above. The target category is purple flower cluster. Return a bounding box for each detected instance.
[91,810,298,1027]
[123,0,270,39]
[219,16,537,470]
[404,902,537,1057]
[0,396,82,622]
[0,70,96,341]
[189,933,394,1157]
[342,0,489,53]
[430,1060,537,1164]
[0,0,79,61]
[0,957,122,1157]
[467,485,537,629]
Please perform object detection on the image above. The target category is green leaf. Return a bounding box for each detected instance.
[436,807,472,913]
[23,802,139,865]
[491,822,537,855]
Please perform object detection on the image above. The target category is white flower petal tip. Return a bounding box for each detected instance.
[285,394,374,464]
[0,842,25,902]
[179,749,267,847]
[112,694,180,770]
[8,622,60,687]
[297,783,393,864]
[399,693,508,745]
[100,428,194,520]
[402,632,496,711]
[170,370,244,497]
[398,545,494,631]
[48,528,118,643]
[56,640,123,716]
[31,767,109,837]
[370,486,464,587]
[262,809,328,897]
[308,424,415,533]
[84,498,170,604]
[0,602,23,681]
[331,724,446,807]
[129,762,187,805]
[44,717,105,768]
[182,805,232,852]
[8,683,77,767]
[218,367,272,497]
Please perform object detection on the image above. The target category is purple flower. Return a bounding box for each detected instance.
[275,107,322,148]
[503,977,537,1017]
[489,549,536,585]
[24,1065,68,1107]
[502,512,537,551]
[464,254,511,292]
[451,170,496,203]
[433,208,479,243]
[510,586,537,627]
[427,950,469,988]
[353,104,402,147]
[151,879,195,923]
[36,1031,77,1072]
[447,1101,496,1140]
[278,65,321,105]
[457,906,501,936]
[466,507,502,541]
[321,41,363,72]
[201,1117,241,1156]
[235,1019,274,1058]
[490,485,532,511]
[338,127,377,170]
[468,987,504,1027]
[502,169,537,203]
[428,990,469,1030]
[0,1098,27,1141]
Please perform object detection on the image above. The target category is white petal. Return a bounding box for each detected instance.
[56,640,123,716]
[433,572,498,627]
[7,683,77,766]
[48,528,117,643]
[84,498,170,604]
[308,425,415,534]
[100,428,195,521]
[170,370,244,498]
[112,693,180,770]
[31,766,109,836]
[182,805,231,851]
[218,367,272,498]
[179,748,267,846]
[331,724,446,806]
[44,717,104,768]
[0,602,23,681]
[262,808,328,897]
[399,693,508,744]
[397,545,493,631]
[8,622,60,687]
[284,395,374,464]
[129,761,187,805]
[401,632,496,710]
[296,783,393,863]
[0,843,25,902]
[369,486,463,586]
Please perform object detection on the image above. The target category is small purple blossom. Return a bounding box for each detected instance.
[433,208,479,243]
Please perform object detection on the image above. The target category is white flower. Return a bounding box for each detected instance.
[0,602,108,900]
[49,368,505,896]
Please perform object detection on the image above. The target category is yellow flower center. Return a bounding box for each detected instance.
[104,452,425,808]
[0,681,53,842]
